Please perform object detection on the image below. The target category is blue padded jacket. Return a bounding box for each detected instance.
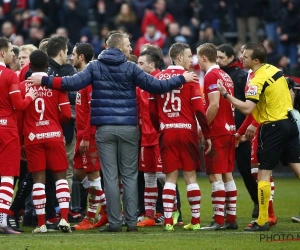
[44,47,186,126]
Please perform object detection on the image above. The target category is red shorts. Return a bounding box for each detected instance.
[0,129,20,176]
[251,130,259,165]
[74,136,100,173]
[25,141,68,173]
[160,130,201,174]
[139,144,162,172]
[204,134,235,175]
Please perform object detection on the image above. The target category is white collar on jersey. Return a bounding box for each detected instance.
[167,65,185,70]
[0,62,6,67]
[31,72,48,76]
[206,64,219,74]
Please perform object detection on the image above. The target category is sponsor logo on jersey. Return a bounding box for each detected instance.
[28,131,61,141]
[158,73,181,80]
[160,122,192,130]
[225,123,236,132]
[246,85,258,96]
[25,84,53,97]
[0,119,7,125]
[208,84,218,90]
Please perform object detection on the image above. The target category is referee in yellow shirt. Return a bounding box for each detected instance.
[217,42,300,232]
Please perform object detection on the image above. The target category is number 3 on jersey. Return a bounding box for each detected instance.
[35,97,45,120]
[161,89,181,113]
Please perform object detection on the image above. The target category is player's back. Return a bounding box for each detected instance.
[155,66,199,133]
[0,65,20,129]
[204,67,235,136]
[20,80,70,145]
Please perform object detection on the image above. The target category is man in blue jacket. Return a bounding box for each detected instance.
[27,32,198,233]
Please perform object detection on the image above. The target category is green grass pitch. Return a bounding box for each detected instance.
[1,175,300,250]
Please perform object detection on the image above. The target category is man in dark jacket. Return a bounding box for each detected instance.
[27,32,198,233]
[216,44,259,217]
[46,36,77,201]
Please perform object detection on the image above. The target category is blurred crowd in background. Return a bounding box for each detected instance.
[1,0,300,76]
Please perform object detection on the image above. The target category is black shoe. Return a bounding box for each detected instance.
[68,211,83,223]
[291,215,300,223]
[222,221,238,230]
[200,221,225,231]
[7,216,24,232]
[244,221,269,231]
[127,226,138,232]
[252,204,259,218]
[99,226,122,232]
[46,220,60,231]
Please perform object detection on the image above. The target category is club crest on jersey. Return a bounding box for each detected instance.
[246,85,258,96]
[76,92,81,105]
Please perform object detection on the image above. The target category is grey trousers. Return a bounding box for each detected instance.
[96,125,139,228]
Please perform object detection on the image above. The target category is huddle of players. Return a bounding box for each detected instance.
[1,32,278,234]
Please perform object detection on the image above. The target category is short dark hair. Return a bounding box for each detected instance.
[47,36,68,58]
[0,37,10,51]
[243,42,267,63]
[29,49,48,72]
[169,42,190,64]
[12,45,19,57]
[74,43,94,63]
[196,43,217,62]
[140,48,162,69]
[217,44,235,58]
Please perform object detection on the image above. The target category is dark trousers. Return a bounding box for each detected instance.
[235,141,258,204]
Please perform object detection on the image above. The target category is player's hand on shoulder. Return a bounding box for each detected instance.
[25,88,39,101]
[183,71,199,83]
[26,75,43,86]
[217,79,226,95]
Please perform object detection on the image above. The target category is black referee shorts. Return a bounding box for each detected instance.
[257,119,300,170]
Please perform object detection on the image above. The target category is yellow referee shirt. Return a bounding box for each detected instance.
[245,64,292,124]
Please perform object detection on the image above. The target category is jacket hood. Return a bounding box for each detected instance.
[221,57,244,70]
[98,47,127,66]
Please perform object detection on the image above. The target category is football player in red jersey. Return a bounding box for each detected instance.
[136,47,166,227]
[19,50,72,233]
[197,43,238,231]
[0,37,38,234]
[149,42,211,231]
[71,43,108,230]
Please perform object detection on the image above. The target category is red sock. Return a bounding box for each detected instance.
[144,187,158,218]
[162,182,176,225]
[55,179,70,221]
[32,183,46,227]
[211,182,225,225]
[187,183,201,225]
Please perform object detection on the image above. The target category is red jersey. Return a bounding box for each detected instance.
[20,73,71,145]
[150,65,209,136]
[0,63,31,130]
[203,65,235,137]
[75,85,96,140]
[137,69,160,146]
